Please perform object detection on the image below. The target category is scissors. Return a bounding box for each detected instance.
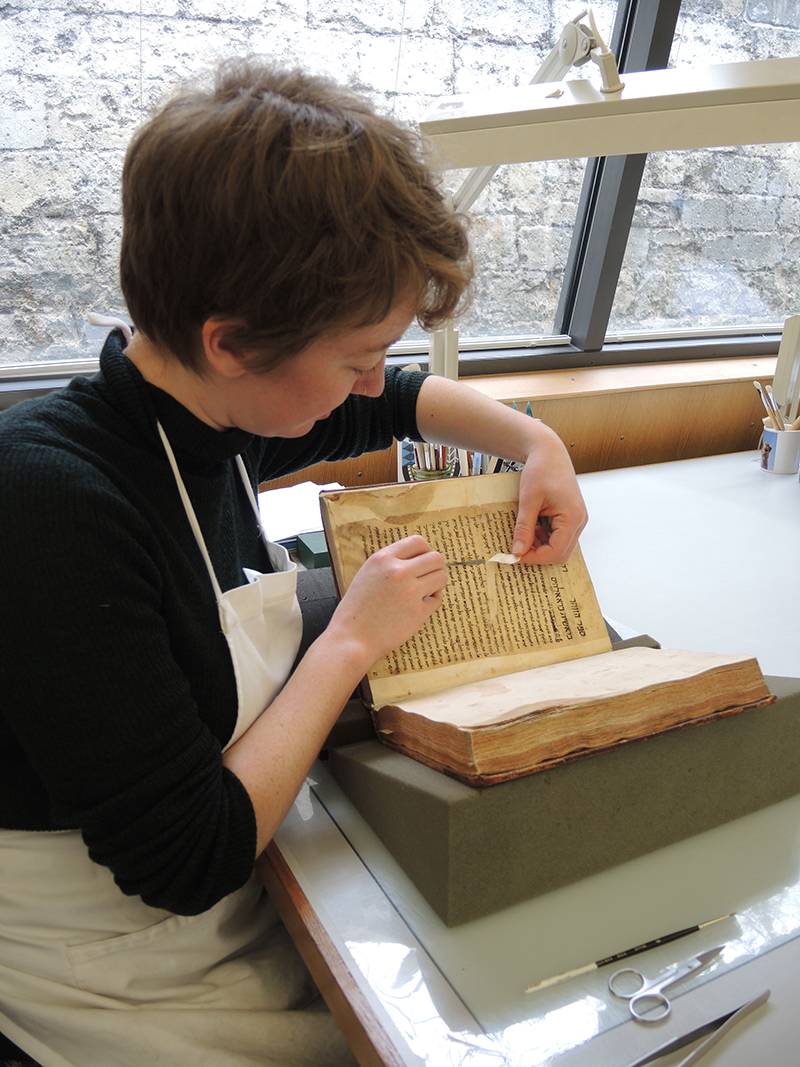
[608,947,723,1023]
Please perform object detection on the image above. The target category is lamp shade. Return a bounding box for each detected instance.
[420,56,800,167]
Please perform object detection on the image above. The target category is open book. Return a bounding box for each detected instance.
[320,474,773,785]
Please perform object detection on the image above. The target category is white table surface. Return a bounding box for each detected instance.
[273,451,800,1067]
[577,450,799,679]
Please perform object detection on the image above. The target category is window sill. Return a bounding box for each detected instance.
[463,354,776,473]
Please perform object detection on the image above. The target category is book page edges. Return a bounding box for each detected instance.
[376,647,767,726]
[376,694,776,787]
[372,647,773,784]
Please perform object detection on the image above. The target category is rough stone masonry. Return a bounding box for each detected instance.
[1,0,798,363]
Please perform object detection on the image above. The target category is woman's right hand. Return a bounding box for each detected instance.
[223,534,446,854]
[327,535,447,668]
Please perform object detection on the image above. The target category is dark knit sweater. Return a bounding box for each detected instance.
[0,330,426,915]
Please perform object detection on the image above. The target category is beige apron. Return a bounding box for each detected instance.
[0,428,354,1067]
[155,421,303,748]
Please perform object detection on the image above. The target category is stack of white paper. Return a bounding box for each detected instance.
[257,481,343,543]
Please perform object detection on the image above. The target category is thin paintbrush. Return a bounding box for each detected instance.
[754,381,782,430]
[765,383,787,428]
[525,914,735,993]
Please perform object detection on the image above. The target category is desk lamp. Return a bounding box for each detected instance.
[421,6,800,379]
[426,6,623,379]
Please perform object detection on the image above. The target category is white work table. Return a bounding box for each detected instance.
[578,450,798,680]
[258,451,800,1067]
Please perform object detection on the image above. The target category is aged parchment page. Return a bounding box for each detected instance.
[320,474,611,707]
[395,648,760,727]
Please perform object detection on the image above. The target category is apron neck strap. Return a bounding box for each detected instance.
[234,455,264,529]
[156,421,225,601]
[157,423,270,598]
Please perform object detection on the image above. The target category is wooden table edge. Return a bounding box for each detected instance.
[257,842,407,1067]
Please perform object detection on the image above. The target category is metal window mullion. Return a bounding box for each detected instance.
[554,0,683,353]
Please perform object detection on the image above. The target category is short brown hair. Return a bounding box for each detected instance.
[120,58,472,371]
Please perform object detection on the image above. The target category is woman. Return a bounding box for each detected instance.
[0,59,587,1067]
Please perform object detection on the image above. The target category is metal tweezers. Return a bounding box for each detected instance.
[622,989,770,1067]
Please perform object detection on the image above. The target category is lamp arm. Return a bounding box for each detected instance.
[436,7,624,383]
[584,6,624,94]
[451,8,604,213]
[534,15,595,85]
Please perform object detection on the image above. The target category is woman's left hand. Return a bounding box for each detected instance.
[415,374,587,567]
[511,427,587,565]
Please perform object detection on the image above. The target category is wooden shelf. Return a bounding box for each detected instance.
[260,355,777,488]
[461,356,777,474]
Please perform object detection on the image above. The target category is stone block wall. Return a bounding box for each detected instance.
[0,0,798,362]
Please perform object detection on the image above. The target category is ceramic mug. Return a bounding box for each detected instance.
[760,421,800,475]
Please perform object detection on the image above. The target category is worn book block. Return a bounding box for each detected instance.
[329,676,800,926]
[320,477,773,784]
[320,629,644,753]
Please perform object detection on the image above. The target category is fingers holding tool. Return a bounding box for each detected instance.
[334,534,447,662]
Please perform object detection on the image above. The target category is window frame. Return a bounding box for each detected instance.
[0,0,788,393]
[440,0,783,379]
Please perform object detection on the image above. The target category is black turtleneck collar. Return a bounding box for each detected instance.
[94,330,254,470]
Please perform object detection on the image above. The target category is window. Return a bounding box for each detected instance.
[0,0,797,376]
[403,157,589,347]
[606,0,800,341]
[607,143,800,337]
